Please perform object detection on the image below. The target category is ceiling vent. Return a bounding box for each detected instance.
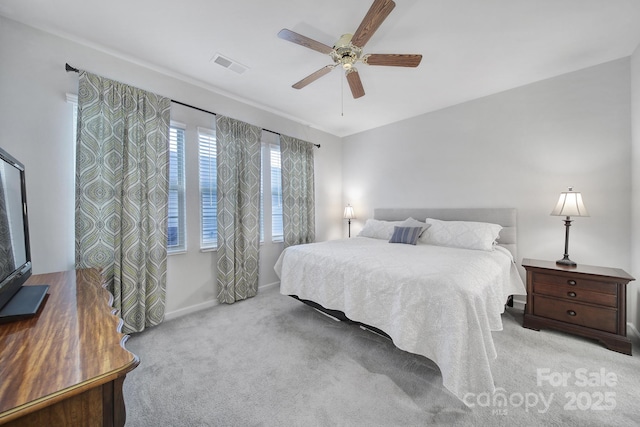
[211,53,248,75]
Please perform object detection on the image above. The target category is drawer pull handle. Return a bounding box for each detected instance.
[567,280,577,286]
[568,292,577,298]
[567,310,577,316]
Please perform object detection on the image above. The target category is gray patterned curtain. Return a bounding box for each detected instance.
[75,71,170,333]
[216,116,262,304]
[280,135,315,248]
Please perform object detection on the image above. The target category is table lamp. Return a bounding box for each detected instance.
[343,204,355,238]
[550,187,589,266]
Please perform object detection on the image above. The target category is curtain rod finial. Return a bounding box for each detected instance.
[65,63,79,73]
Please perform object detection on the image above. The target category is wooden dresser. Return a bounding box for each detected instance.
[0,269,139,426]
[522,258,635,355]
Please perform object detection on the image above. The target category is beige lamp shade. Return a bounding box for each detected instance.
[550,187,589,217]
[343,204,356,219]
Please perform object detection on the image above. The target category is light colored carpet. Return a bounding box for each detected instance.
[123,285,640,426]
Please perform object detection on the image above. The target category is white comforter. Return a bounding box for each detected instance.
[274,237,527,403]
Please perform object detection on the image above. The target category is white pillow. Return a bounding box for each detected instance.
[358,219,404,240]
[420,218,502,251]
[400,217,429,236]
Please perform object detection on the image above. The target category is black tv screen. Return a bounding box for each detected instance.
[0,146,32,312]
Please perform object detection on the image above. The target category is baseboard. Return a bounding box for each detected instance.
[512,300,526,311]
[260,281,280,291]
[164,299,219,321]
[628,322,640,339]
[512,295,526,311]
[163,281,280,321]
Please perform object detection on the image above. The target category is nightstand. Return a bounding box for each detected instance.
[522,258,635,355]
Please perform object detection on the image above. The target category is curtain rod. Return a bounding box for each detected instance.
[65,63,320,148]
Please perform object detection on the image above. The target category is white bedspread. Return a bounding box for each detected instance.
[274,237,527,403]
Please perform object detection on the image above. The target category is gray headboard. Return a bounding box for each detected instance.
[374,208,517,260]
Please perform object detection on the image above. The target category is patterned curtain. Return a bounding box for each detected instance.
[280,135,315,248]
[75,71,171,333]
[216,116,262,304]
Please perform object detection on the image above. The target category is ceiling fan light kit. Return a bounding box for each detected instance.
[331,34,362,70]
[278,0,422,99]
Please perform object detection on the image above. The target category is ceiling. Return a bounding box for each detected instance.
[2,0,640,137]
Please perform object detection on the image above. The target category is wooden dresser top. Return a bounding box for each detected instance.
[0,269,139,422]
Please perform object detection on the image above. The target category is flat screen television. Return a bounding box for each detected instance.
[0,146,48,323]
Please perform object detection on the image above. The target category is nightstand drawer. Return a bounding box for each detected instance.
[533,282,617,307]
[532,272,617,294]
[533,295,617,334]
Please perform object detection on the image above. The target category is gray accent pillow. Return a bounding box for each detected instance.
[389,226,423,245]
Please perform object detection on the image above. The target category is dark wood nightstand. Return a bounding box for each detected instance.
[522,258,635,355]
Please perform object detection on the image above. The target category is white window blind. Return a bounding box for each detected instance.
[199,128,217,249]
[270,144,283,242]
[260,148,265,243]
[168,125,186,252]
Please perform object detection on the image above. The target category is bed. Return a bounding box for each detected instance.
[274,208,527,404]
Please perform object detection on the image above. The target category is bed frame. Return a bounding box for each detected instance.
[292,207,518,337]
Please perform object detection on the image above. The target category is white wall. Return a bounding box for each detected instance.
[0,17,342,316]
[631,43,640,333]
[343,58,635,324]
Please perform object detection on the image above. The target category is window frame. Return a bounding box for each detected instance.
[167,122,187,253]
[259,132,283,244]
[269,142,283,243]
[198,127,217,250]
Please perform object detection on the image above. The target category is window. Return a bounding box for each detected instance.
[270,144,283,242]
[260,132,283,244]
[199,128,217,249]
[168,125,186,252]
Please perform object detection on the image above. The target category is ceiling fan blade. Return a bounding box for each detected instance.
[351,0,396,48]
[365,54,422,67]
[346,69,365,99]
[278,29,333,55]
[292,65,335,89]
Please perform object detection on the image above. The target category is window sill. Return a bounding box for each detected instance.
[168,249,187,256]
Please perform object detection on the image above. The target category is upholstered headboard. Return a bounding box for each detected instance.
[373,208,517,260]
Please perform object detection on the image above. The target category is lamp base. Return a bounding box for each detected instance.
[556,256,577,267]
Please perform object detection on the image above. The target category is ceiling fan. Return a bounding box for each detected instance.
[278,0,422,99]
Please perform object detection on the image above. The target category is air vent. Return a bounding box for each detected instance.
[211,53,248,75]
